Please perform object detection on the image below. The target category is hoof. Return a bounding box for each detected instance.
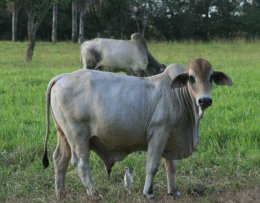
[90,193,103,201]
[168,190,182,199]
[143,193,155,200]
[87,188,99,197]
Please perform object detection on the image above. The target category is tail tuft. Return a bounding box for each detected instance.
[42,150,49,169]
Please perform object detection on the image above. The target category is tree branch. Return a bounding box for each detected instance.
[33,2,52,32]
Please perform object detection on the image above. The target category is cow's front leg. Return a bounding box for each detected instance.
[163,159,181,199]
[143,130,168,199]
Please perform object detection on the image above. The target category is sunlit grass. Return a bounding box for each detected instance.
[0,40,259,202]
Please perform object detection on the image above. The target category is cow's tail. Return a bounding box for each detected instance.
[42,74,66,169]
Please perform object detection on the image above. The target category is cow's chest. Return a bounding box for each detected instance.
[163,124,197,159]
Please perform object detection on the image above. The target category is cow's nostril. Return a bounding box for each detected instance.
[198,98,212,108]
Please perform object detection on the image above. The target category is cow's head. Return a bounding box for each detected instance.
[159,64,166,73]
[170,58,233,110]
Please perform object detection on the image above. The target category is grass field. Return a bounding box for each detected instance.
[0,41,259,202]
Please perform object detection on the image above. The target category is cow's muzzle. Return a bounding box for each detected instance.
[198,97,212,109]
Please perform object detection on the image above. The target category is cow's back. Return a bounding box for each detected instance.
[82,38,148,72]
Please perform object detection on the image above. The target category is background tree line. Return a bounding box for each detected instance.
[0,0,259,43]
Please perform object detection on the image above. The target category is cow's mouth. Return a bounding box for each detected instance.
[198,97,212,110]
[200,104,211,110]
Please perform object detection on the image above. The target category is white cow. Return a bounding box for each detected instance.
[42,58,232,200]
[80,33,165,76]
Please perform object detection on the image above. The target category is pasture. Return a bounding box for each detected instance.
[0,41,259,202]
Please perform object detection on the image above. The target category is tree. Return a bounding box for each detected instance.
[51,2,58,42]
[97,0,130,38]
[78,0,94,43]
[77,0,106,43]
[6,0,22,42]
[241,0,260,39]
[24,0,52,63]
[78,0,106,43]
[78,0,86,43]
[131,0,156,37]
[71,0,78,42]
[2,0,260,42]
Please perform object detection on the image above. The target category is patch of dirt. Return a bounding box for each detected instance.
[209,188,260,203]
[159,187,260,203]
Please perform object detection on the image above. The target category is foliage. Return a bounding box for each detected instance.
[1,0,260,40]
[0,1,11,39]
[0,41,259,202]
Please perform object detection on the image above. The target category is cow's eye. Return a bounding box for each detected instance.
[189,75,195,84]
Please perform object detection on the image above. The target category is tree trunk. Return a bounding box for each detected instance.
[78,9,86,43]
[141,16,148,37]
[25,37,36,63]
[72,0,78,43]
[135,20,140,34]
[141,25,146,37]
[52,3,58,42]
[11,5,19,42]
[25,15,36,63]
[24,2,51,63]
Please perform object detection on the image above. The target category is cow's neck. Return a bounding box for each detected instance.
[168,84,201,158]
[144,74,201,159]
[182,86,200,149]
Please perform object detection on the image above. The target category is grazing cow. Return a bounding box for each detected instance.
[42,58,232,200]
[80,33,165,76]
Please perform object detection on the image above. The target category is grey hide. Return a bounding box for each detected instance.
[80,33,165,76]
[42,58,233,200]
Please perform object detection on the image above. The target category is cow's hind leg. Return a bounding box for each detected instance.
[53,126,71,200]
[73,134,97,197]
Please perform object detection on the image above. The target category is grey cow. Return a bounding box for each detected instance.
[42,58,232,200]
[80,33,165,76]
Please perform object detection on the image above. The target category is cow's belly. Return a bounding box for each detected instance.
[89,120,147,150]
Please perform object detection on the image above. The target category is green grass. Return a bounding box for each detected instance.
[0,41,259,202]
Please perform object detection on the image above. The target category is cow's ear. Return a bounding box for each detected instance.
[170,73,189,89]
[212,71,233,86]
